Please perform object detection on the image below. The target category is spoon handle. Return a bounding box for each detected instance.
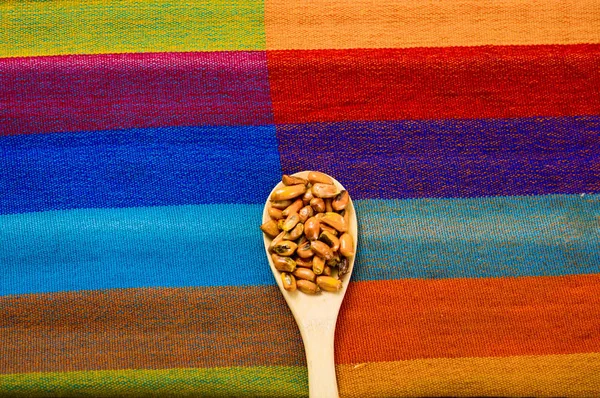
[299,319,339,398]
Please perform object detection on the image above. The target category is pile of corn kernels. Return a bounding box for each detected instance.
[261,172,354,294]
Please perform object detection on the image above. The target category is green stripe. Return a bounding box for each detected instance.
[0,0,265,58]
[0,366,308,397]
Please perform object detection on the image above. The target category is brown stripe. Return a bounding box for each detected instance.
[2,274,599,374]
[337,353,600,397]
[335,274,600,363]
[265,0,600,50]
[0,286,304,374]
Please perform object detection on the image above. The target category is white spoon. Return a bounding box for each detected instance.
[262,171,358,398]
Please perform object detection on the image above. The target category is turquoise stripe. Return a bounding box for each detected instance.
[0,204,273,295]
[1,195,598,296]
[354,195,600,280]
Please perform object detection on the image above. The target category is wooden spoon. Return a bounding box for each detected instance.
[262,171,358,398]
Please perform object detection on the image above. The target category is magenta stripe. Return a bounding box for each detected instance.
[1,52,273,135]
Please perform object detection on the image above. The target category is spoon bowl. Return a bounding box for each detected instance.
[262,171,358,398]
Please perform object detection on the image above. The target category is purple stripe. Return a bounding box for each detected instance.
[1,52,273,135]
[276,117,600,199]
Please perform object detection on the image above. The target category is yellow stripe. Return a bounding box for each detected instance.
[265,0,600,50]
[337,353,600,397]
[0,366,307,397]
[0,0,265,58]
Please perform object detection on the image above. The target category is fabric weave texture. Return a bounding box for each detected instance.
[1,0,599,396]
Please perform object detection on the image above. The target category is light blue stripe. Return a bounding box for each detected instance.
[1,195,598,296]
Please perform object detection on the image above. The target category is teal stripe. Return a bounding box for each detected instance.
[354,194,600,280]
[1,195,598,296]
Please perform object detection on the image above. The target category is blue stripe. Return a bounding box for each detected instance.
[0,125,281,214]
[1,195,598,296]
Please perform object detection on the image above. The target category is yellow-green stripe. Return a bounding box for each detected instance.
[0,0,265,58]
[0,366,308,397]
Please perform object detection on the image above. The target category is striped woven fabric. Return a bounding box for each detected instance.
[1,0,599,396]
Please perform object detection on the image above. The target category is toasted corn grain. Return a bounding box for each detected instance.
[271,200,293,210]
[260,220,280,238]
[268,207,284,220]
[319,231,340,252]
[271,184,306,201]
[282,174,308,186]
[338,257,350,279]
[302,189,314,205]
[326,252,341,267]
[339,233,354,257]
[298,205,314,223]
[321,212,348,232]
[277,219,285,230]
[310,197,326,213]
[295,257,313,268]
[272,240,298,256]
[293,267,316,282]
[308,171,334,185]
[269,231,286,252]
[342,209,350,229]
[325,198,333,212]
[271,253,296,272]
[312,256,325,275]
[320,223,338,236]
[297,280,319,294]
[296,240,314,258]
[332,190,349,211]
[304,217,320,241]
[282,213,300,232]
[310,241,334,260]
[281,272,297,291]
[284,223,304,241]
[322,265,332,276]
[282,199,303,217]
[316,276,342,292]
[312,183,338,199]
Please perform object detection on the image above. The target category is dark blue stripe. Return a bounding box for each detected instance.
[276,116,600,199]
[0,125,281,214]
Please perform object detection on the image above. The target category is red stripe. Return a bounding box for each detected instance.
[335,274,600,363]
[267,44,600,124]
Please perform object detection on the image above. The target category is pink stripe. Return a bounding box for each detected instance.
[1,52,273,135]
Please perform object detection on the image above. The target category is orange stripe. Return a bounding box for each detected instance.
[265,0,600,50]
[335,274,600,363]
[337,353,600,397]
